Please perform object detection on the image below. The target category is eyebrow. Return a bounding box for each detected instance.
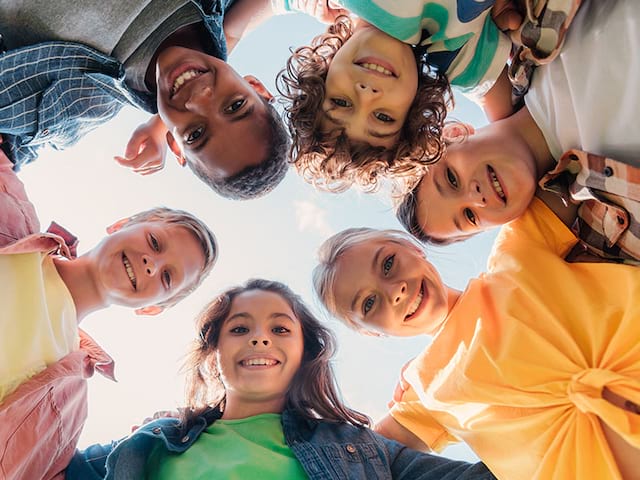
[189,105,256,153]
[349,246,384,314]
[323,110,401,140]
[225,311,296,323]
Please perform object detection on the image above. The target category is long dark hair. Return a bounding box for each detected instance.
[181,279,370,428]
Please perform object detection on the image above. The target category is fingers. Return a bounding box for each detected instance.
[114,142,165,175]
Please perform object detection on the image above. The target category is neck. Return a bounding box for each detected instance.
[446,286,462,312]
[507,106,554,179]
[221,394,285,420]
[53,256,107,324]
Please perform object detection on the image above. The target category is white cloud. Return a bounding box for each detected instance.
[294,200,334,237]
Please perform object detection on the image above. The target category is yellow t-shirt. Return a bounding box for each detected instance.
[0,252,78,403]
[391,198,640,480]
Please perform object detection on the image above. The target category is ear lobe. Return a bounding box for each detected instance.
[165,131,186,167]
[106,218,130,234]
[443,122,475,142]
[243,75,274,103]
[134,305,164,316]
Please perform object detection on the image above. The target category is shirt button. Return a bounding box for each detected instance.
[181,435,190,443]
[345,444,356,454]
[569,154,579,161]
[152,427,161,434]
[603,166,614,177]
[617,215,625,225]
[41,128,49,136]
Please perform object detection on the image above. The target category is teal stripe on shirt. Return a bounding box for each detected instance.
[450,13,499,89]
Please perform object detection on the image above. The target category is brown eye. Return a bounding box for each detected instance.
[374,112,394,123]
[464,208,477,225]
[331,98,351,108]
[446,168,458,188]
[225,98,246,113]
[185,126,205,145]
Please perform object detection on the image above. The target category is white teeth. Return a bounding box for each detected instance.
[406,286,424,318]
[360,62,393,76]
[241,358,278,366]
[172,69,204,95]
[488,167,506,201]
[122,254,137,290]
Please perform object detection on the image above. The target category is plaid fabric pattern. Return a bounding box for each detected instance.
[540,149,640,265]
[0,42,156,170]
[508,0,582,96]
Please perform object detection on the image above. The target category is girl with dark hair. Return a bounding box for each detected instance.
[66,279,495,479]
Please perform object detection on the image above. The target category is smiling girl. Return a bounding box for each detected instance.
[314,218,640,479]
[67,279,495,480]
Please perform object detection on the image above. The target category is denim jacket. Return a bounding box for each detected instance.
[66,408,495,480]
[0,0,234,169]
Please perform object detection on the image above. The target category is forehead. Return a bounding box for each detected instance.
[227,290,298,321]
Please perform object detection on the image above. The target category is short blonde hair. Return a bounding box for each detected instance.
[313,227,423,330]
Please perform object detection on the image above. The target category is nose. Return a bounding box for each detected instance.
[468,180,486,207]
[386,280,408,305]
[142,255,158,276]
[355,82,381,99]
[250,337,270,347]
[185,85,213,113]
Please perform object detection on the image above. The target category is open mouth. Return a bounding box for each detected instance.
[240,357,280,367]
[354,57,397,77]
[122,253,137,290]
[169,65,209,98]
[487,165,507,204]
[404,282,426,321]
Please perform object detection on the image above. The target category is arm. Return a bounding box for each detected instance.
[476,67,516,122]
[375,413,430,452]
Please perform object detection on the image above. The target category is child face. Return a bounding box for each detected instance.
[414,128,538,240]
[90,221,205,311]
[155,46,273,179]
[331,238,450,337]
[216,290,304,409]
[321,21,418,149]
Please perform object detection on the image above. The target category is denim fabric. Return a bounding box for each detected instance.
[0,0,233,170]
[66,409,495,480]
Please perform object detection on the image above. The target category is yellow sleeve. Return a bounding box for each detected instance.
[389,383,459,453]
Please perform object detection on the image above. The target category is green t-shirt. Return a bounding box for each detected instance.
[146,413,308,479]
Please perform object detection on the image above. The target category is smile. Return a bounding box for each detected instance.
[122,253,137,290]
[354,57,397,77]
[487,166,507,204]
[405,282,426,321]
[359,62,393,76]
[240,357,280,367]
[170,67,208,98]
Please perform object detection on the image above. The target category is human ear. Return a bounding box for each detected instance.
[134,305,165,316]
[165,131,186,167]
[243,75,274,103]
[443,122,475,142]
[106,218,131,234]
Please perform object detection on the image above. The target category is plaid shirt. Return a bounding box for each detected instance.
[540,149,640,265]
[0,0,231,170]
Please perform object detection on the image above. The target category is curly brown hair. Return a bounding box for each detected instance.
[277,16,453,193]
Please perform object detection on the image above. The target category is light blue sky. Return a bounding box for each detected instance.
[21,12,497,462]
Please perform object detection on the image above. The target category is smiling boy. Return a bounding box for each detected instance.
[0,0,291,199]
[0,190,217,478]
[397,0,640,263]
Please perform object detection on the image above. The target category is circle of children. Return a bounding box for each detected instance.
[0,0,638,479]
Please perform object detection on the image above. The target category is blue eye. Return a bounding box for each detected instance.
[363,295,376,315]
[185,126,204,145]
[230,326,248,334]
[225,98,246,113]
[162,270,171,289]
[464,208,477,225]
[446,168,458,188]
[272,326,290,334]
[331,98,351,108]
[382,255,395,275]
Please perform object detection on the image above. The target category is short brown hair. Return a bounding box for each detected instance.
[277,16,452,192]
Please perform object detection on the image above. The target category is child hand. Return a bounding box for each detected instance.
[114,115,168,176]
[280,0,349,24]
[387,359,412,409]
[130,409,180,433]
